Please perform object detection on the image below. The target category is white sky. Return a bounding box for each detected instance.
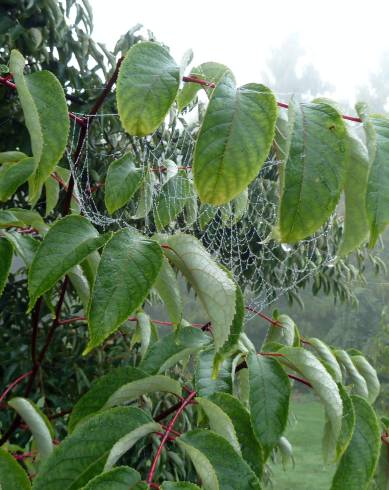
[91,0,389,103]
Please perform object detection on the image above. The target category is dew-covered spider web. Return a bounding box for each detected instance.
[65,99,338,317]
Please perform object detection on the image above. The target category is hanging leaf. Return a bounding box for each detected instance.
[0,157,36,202]
[136,311,152,359]
[279,347,343,459]
[33,407,160,490]
[139,326,210,375]
[195,349,233,397]
[209,392,263,478]
[0,448,31,490]
[9,50,69,200]
[335,350,369,399]
[308,337,342,383]
[196,397,241,454]
[8,397,53,460]
[163,234,236,350]
[104,153,144,214]
[117,41,180,136]
[331,396,380,489]
[338,133,370,256]
[177,61,229,111]
[278,99,347,243]
[2,231,38,267]
[0,208,47,233]
[351,355,380,404]
[177,429,261,490]
[262,314,295,349]
[67,265,91,312]
[44,175,59,216]
[193,72,277,205]
[247,352,290,459]
[357,103,389,246]
[153,257,183,324]
[0,238,13,297]
[161,483,201,490]
[86,229,163,353]
[132,171,156,219]
[81,466,141,489]
[28,215,109,311]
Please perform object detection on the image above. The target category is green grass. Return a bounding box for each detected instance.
[269,394,335,489]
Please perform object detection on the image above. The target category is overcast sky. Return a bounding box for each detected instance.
[91,0,389,105]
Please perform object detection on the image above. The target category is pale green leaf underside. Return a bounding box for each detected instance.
[335,349,369,399]
[81,466,141,489]
[28,215,108,311]
[0,448,31,490]
[153,257,183,324]
[117,41,180,136]
[86,229,163,353]
[278,100,347,243]
[193,72,277,205]
[195,349,232,397]
[351,355,380,403]
[308,337,342,383]
[164,233,236,350]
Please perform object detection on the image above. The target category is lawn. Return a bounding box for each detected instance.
[270,393,335,489]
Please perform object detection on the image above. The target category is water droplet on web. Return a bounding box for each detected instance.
[281,243,293,252]
[326,257,337,268]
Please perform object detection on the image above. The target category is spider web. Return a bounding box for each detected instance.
[65,98,337,317]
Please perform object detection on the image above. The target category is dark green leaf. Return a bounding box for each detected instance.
[81,466,141,489]
[0,238,13,297]
[195,349,232,397]
[0,157,36,201]
[0,448,31,490]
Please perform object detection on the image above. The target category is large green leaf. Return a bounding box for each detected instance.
[139,326,210,374]
[10,50,69,200]
[81,466,141,489]
[0,157,36,201]
[278,100,347,243]
[308,337,342,383]
[28,215,108,310]
[164,234,236,350]
[8,397,53,460]
[327,384,355,462]
[104,153,144,214]
[357,103,389,246]
[177,429,261,490]
[331,396,380,489]
[193,72,277,205]
[177,61,229,111]
[262,314,295,349]
[161,483,201,490]
[153,257,182,324]
[0,237,13,297]
[117,41,180,136]
[335,350,369,399]
[0,448,31,490]
[33,407,160,490]
[86,229,163,353]
[279,347,343,458]
[209,392,263,477]
[247,352,290,459]
[195,349,233,397]
[351,355,380,404]
[338,133,370,256]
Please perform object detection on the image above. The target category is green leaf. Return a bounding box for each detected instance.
[117,41,180,136]
[81,467,141,489]
[0,208,47,233]
[0,448,31,490]
[196,397,241,454]
[132,171,156,219]
[356,103,389,246]
[0,238,13,297]
[44,175,59,216]
[279,347,343,459]
[136,311,151,359]
[247,352,290,459]
[335,350,369,398]
[28,216,109,311]
[308,337,342,383]
[154,173,194,230]
[331,396,381,490]
[163,234,236,350]
[209,392,263,478]
[195,349,232,397]
[177,61,229,111]
[153,257,182,324]
[278,100,347,242]
[10,50,69,200]
[193,73,277,205]
[338,133,370,256]
[140,326,210,375]
[0,151,27,163]
[177,429,261,490]
[375,436,389,490]
[69,366,180,432]
[8,397,53,460]
[351,355,380,403]
[0,157,36,201]
[262,314,295,349]
[86,229,163,353]
[2,231,38,267]
[105,153,144,214]
[67,265,91,312]
[161,483,201,490]
[33,407,160,490]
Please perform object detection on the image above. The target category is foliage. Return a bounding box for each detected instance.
[0,6,388,489]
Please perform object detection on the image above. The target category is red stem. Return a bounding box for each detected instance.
[0,370,33,405]
[245,306,282,327]
[148,390,196,485]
